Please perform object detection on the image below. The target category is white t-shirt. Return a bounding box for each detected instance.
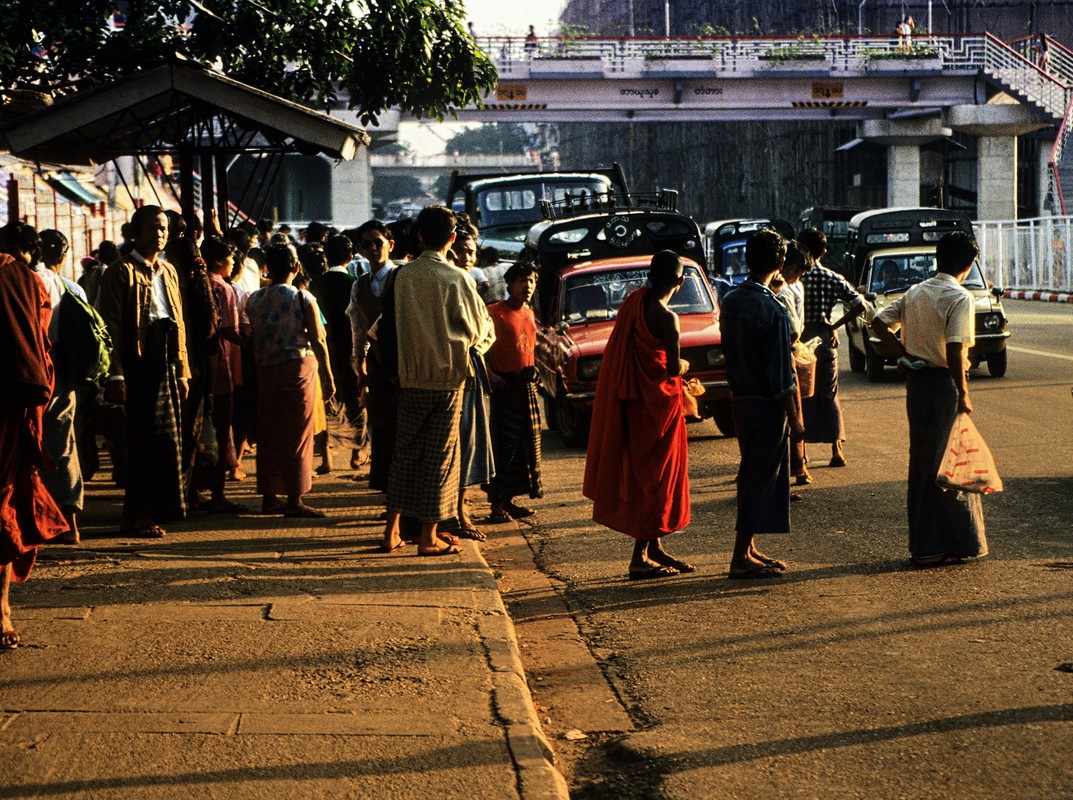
[876,273,975,369]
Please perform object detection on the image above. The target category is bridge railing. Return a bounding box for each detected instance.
[981,33,1071,120]
[1049,94,1073,214]
[477,33,989,72]
[976,215,1073,291]
[369,153,541,169]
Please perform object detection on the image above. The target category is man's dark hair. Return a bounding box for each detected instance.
[648,250,684,288]
[325,234,353,267]
[97,240,120,265]
[201,235,236,265]
[165,210,187,241]
[478,246,500,266]
[357,219,393,240]
[39,229,69,266]
[0,222,40,259]
[257,219,273,236]
[797,226,827,260]
[298,243,327,278]
[745,229,787,277]
[504,261,537,285]
[120,222,134,241]
[130,204,167,236]
[304,221,329,243]
[226,228,252,256]
[387,218,420,259]
[416,206,457,251]
[237,220,257,239]
[265,242,299,282]
[784,239,814,274]
[936,231,979,275]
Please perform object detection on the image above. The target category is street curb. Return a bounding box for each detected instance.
[1005,289,1073,303]
[470,540,571,800]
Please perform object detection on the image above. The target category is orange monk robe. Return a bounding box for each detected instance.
[0,254,66,581]
[583,288,689,539]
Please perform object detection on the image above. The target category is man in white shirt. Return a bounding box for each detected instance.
[871,231,987,567]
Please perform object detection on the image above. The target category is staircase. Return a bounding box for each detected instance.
[985,33,1073,213]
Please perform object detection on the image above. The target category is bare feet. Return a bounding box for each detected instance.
[748,545,788,571]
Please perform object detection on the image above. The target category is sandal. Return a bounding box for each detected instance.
[379,539,405,553]
[437,532,460,546]
[628,565,679,580]
[418,544,461,557]
[728,564,783,579]
[206,499,248,514]
[487,510,512,524]
[1,629,20,650]
[505,501,534,519]
[257,503,287,515]
[119,525,166,539]
[454,526,486,541]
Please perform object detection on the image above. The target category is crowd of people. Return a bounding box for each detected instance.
[0,205,543,649]
[0,203,991,647]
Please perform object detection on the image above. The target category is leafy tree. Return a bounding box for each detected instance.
[0,0,497,124]
[445,124,532,155]
[374,174,424,202]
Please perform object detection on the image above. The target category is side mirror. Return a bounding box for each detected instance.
[991,286,1005,298]
[556,320,570,335]
[864,291,877,302]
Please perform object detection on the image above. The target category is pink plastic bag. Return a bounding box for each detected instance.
[936,413,1003,494]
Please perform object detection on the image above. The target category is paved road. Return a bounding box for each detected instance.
[518,299,1073,799]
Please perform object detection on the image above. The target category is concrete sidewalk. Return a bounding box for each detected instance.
[1,462,567,799]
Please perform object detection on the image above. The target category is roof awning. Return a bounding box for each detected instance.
[1,63,370,166]
[42,171,105,205]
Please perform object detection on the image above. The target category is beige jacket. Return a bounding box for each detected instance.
[394,251,494,391]
[96,251,190,380]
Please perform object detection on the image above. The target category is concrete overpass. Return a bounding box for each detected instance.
[369,152,540,178]
[450,32,1073,218]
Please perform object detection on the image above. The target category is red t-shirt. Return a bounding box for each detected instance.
[487,301,536,373]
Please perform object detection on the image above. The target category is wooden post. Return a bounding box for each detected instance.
[200,154,215,230]
[215,153,229,232]
[6,174,18,223]
[179,148,196,233]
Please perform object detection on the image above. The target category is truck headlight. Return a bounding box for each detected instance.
[577,356,602,382]
[706,347,725,368]
[982,313,1004,331]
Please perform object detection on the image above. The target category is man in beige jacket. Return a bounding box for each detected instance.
[97,205,190,538]
[381,206,494,555]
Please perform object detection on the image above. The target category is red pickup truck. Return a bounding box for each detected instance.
[525,200,733,446]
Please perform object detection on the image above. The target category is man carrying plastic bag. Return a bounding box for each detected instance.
[871,231,990,568]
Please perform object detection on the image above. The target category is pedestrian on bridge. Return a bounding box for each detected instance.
[583,250,696,580]
[720,230,803,578]
[870,231,988,567]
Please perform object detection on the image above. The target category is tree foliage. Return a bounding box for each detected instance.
[445,123,532,154]
[0,0,497,123]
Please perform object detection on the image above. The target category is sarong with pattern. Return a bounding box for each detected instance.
[387,388,462,522]
[486,374,543,504]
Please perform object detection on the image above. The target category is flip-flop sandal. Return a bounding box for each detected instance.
[379,540,406,553]
[455,526,486,541]
[728,564,783,579]
[660,558,697,573]
[628,565,679,580]
[437,532,461,546]
[418,544,461,557]
[120,525,166,539]
[487,511,512,524]
[505,502,535,519]
[1,629,20,650]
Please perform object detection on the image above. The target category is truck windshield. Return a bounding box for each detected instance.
[561,265,713,323]
[477,179,611,230]
[869,255,987,293]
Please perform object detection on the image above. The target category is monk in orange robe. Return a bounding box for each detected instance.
[583,251,695,579]
[0,225,68,650]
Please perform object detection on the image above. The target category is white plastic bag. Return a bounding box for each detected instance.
[936,413,1003,494]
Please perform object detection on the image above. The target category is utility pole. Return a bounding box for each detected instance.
[665,0,670,37]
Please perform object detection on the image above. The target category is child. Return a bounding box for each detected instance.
[486,262,543,523]
[201,236,247,514]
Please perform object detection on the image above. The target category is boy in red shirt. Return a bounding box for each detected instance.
[486,262,543,523]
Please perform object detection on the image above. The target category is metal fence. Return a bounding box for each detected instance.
[976,216,1073,291]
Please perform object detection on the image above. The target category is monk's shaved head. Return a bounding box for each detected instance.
[648,250,683,289]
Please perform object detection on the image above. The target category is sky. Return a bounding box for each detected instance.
[399,0,568,155]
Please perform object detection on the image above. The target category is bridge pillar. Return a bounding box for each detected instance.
[330,150,372,228]
[946,105,1048,221]
[859,118,952,208]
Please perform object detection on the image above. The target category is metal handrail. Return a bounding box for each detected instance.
[1049,92,1073,214]
[981,32,1069,121]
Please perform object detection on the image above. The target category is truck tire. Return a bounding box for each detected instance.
[848,335,865,373]
[710,399,736,438]
[556,388,590,448]
[865,343,885,382]
[986,348,1008,378]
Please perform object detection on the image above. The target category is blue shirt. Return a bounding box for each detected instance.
[720,279,796,400]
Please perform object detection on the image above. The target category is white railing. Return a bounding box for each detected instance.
[976,216,1073,291]
[369,153,540,169]
[981,33,1071,121]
